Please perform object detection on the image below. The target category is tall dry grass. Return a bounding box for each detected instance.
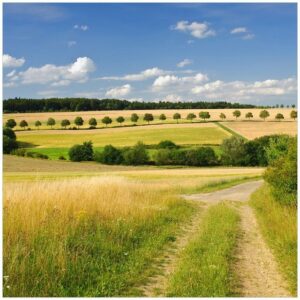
[4,177,194,296]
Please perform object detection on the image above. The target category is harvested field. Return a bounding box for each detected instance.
[223,121,297,139]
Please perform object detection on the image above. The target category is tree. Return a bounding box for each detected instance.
[219,113,226,120]
[88,117,97,127]
[116,116,125,126]
[187,113,196,122]
[74,116,84,129]
[291,104,296,108]
[290,110,297,120]
[3,135,18,154]
[94,145,124,164]
[130,113,139,124]
[233,110,241,120]
[185,147,217,166]
[199,111,210,121]
[259,110,270,121]
[122,141,149,165]
[173,113,181,124]
[5,119,16,129]
[143,113,154,124]
[47,118,55,129]
[35,120,42,129]
[275,113,284,121]
[102,116,112,127]
[220,136,246,166]
[245,112,253,120]
[159,114,166,121]
[157,140,178,149]
[3,127,16,140]
[68,141,93,162]
[61,119,71,129]
[19,120,28,130]
[280,104,284,108]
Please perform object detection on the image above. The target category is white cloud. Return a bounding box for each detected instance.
[105,84,132,98]
[3,82,16,88]
[164,94,182,102]
[67,41,77,47]
[74,24,88,31]
[14,57,95,85]
[230,27,247,34]
[6,70,16,77]
[173,21,216,39]
[100,67,168,81]
[242,33,255,40]
[37,90,59,97]
[3,54,25,68]
[177,59,192,68]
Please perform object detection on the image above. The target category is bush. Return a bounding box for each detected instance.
[154,149,173,165]
[58,155,66,160]
[68,141,94,162]
[5,119,17,129]
[220,136,246,166]
[122,142,149,165]
[89,126,97,129]
[26,152,49,159]
[3,127,16,140]
[157,140,178,149]
[11,148,26,157]
[264,137,297,205]
[3,136,18,154]
[185,147,217,166]
[94,145,124,165]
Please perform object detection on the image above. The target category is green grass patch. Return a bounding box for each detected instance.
[215,122,248,140]
[166,203,239,297]
[250,184,297,295]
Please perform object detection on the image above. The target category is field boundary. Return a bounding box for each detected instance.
[215,122,248,140]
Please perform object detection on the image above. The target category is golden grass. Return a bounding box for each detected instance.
[4,108,295,129]
[223,121,297,139]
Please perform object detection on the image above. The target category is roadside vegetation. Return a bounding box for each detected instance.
[166,203,240,297]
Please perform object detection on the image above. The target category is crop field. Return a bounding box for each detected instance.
[223,121,297,139]
[15,123,230,148]
[4,108,295,130]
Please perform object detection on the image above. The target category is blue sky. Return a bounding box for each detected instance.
[3,3,297,105]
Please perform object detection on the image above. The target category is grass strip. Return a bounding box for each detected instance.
[215,121,248,140]
[166,202,240,297]
[250,184,297,295]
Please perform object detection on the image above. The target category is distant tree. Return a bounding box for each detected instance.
[88,117,97,127]
[245,112,253,120]
[233,110,241,120]
[259,110,270,121]
[35,120,42,129]
[199,111,210,121]
[143,113,154,124]
[47,118,55,129]
[290,110,297,120]
[102,116,112,127]
[61,119,71,129]
[19,120,28,130]
[3,127,16,140]
[3,135,18,154]
[219,113,226,121]
[116,116,125,126]
[94,145,124,165]
[68,141,94,162]
[275,113,284,121]
[5,119,16,129]
[291,104,296,108]
[74,116,84,129]
[130,113,139,124]
[157,140,178,149]
[173,113,181,124]
[122,141,149,165]
[159,114,166,121]
[280,104,284,108]
[187,113,196,122]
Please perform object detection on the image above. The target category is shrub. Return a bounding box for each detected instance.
[123,142,149,165]
[68,141,93,162]
[265,135,291,165]
[157,140,178,149]
[154,149,173,165]
[26,152,49,159]
[3,136,18,154]
[94,145,124,165]
[3,127,16,140]
[185,147,217,166]
[220,136,245,166]
[5,119,17,129]
[11,148,26,157]
[58,155,66,160]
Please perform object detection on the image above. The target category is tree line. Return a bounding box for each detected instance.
[3,98,258,113]
[5,109,298,130]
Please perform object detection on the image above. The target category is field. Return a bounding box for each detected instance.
[4,108,296,130]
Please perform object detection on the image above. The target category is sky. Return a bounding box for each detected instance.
[3,3,297,105]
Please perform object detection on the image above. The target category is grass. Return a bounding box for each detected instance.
[3,177,196,297]
[215,121,248,140]
[166,203,240,297]
[250,184,297,295]
[15,123,230,148]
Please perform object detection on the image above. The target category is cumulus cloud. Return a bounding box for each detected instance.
[3,54,25,68]
[164,94,182,102]
[99,67,168,81]
[37,90,59,97]
[105,84,132,98]
[177,59,192,68]
[230,27,247,34]
[11,57,95,86]
[74,24,88,31]
[173,21,216,39]
[6,70,16,77]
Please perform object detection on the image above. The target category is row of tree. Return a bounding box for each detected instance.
[6,109,297,130]
[4,98,258,113]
